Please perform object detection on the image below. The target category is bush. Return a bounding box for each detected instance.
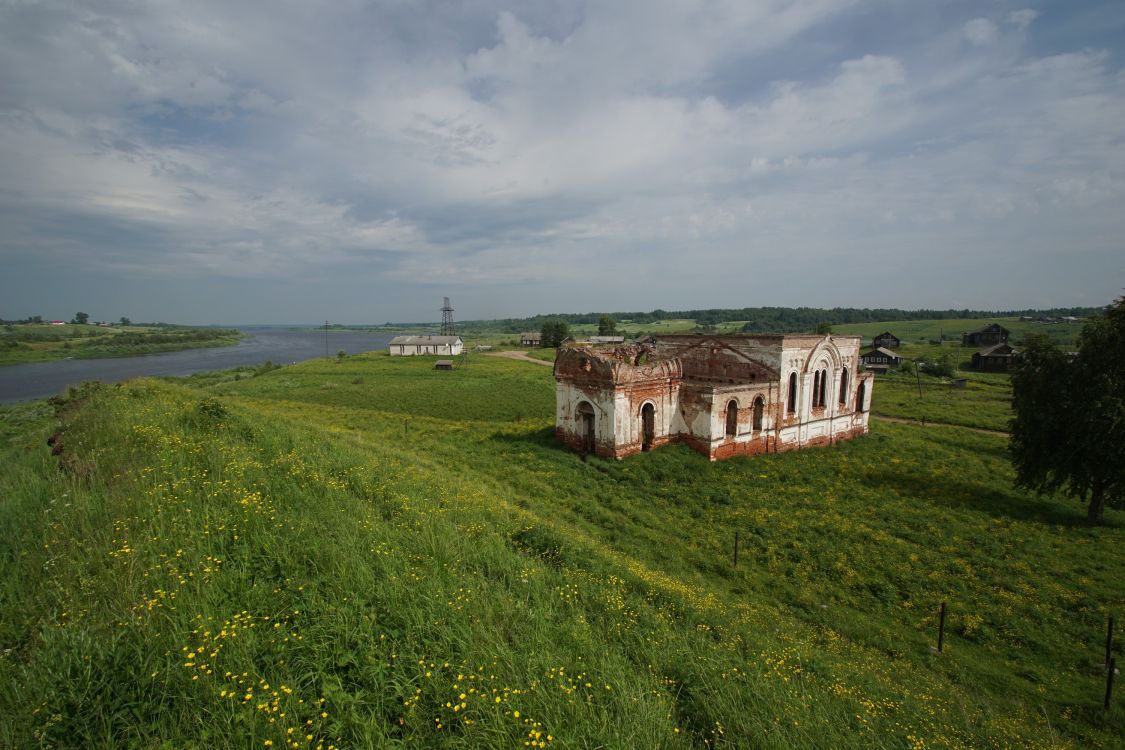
[921,354,956,378]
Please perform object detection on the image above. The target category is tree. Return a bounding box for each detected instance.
[1010,298,1125,523]
[540,320,570,348]
[71,312,89,325]
[923,353,956,378]
[598,315,617,336]
[815,322,833,335]
[119,316,131,326]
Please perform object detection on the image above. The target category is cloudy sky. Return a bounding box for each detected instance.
[1,1,1123,325]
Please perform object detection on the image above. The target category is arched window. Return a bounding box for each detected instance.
[725,400,738,437]
[812,371,821,407]
[856,382,866,413]
[787,373,797,413]
[819,368,828,408]
[752,396,764,432]
[839,367,849,405]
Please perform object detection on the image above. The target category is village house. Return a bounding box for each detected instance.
[388,335,463,356]
[971,343,1020,371]
[860,347,902,372]
[587,335,626,345]
[872,331,901,349]
[520,332,541,347]
[961,324,1009,347]
[554,334,873,461]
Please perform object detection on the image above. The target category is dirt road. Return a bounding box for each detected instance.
[483,350,554,367]
[872,414,1008,437]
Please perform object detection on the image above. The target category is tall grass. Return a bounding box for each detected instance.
[0,354,1120,748]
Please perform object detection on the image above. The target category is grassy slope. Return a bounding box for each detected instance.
[0,355,1121,749]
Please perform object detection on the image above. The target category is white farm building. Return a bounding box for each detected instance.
[388,335,464,357]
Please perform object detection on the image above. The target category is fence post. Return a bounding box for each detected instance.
[937,601,947,653]
[1107,616,1115,670]
[1106,657,1116,710]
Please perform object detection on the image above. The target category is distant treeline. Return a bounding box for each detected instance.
[453,306,1103,334]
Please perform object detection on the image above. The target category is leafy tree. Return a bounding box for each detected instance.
[923,353,956,378]
[815,322,833,335]
[539,320,570,348]
[1010,298,1125,523]
[119,317,131,326]
[598,315,617,336]
[71,312,89,325]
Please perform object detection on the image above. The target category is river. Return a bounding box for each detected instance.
[0,327,395,403]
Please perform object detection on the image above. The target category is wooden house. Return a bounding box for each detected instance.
[971,343,1019,371]
[961,324,1009,347]
[860,347,902,371]
[872,331,901,349]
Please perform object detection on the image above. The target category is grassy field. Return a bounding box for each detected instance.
[0,352,1121,749]
[832,318,1085,349]
[0,324,243,365]
[867,369,1013,432]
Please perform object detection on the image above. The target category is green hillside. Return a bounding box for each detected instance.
[1,353,1121,748]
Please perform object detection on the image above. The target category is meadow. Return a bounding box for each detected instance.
[831,317,1084,350]
[0,324,242,365]
[0,351,1121,749]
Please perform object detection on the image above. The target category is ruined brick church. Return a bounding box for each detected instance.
[554,334,873,460]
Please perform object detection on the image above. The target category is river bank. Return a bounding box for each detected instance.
[0,327,393,403]
[0,324,244,366]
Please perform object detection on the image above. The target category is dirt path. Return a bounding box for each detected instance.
[483,350,554,367]
[872,414,1009,437]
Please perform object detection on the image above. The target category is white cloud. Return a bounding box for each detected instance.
[1007,9,1040,31]
[1,1,1123,322]
[963,18,998,46]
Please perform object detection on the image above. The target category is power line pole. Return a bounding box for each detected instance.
[325,320,329,359]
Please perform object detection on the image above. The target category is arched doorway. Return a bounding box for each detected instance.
[641,403,655,451]
[577,401,596,454]
[856,383,866,413]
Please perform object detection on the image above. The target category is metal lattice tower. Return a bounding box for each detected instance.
[440,297,456,336]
